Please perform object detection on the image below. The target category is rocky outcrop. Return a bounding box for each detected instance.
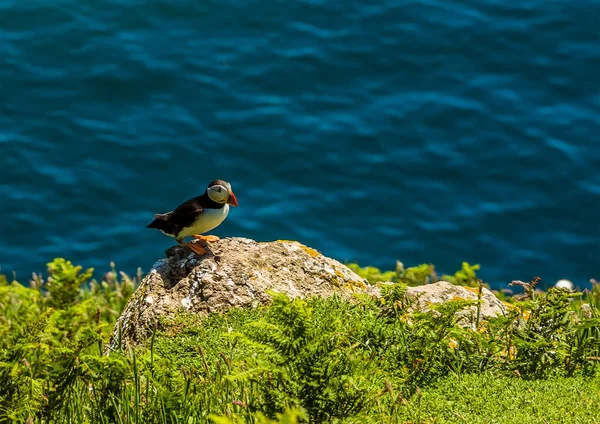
[107,237,508,351]
[107,238,374,350]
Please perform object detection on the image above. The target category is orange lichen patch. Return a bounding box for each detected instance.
[344,282,357,291]
[502,301,514,309]
[334,268,351,282]
[343,279,367,291]
[522,310,531,320]
[275,240,320,257]
[450,295,468,301]
[352,279,367,290]
[322,273,341,285]
[464,286,481,295]
[299,245,320,258]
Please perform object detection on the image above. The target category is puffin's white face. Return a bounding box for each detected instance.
[207,183,231,203]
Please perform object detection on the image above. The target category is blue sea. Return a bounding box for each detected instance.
[1,0,599,290]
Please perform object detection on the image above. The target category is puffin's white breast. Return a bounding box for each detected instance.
[179,204,229,239]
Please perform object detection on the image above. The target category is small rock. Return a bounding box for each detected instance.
[404,281,508,328]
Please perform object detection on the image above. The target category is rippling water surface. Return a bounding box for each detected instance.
[1,0,599,289]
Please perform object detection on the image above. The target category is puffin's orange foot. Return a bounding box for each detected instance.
[192,234,220,243]
[186,241,207,256]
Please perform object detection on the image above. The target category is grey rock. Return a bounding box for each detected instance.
[107,237,373,350]
[403,280,508,327]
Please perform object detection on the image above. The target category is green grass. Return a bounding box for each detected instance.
[1,258,600,423]
[396,373,600,424]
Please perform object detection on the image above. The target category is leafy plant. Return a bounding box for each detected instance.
[442,261,481,287]
[346,263,400,283]
[46,258,94,308]
[347,261,437,286]
[231,293,386,422]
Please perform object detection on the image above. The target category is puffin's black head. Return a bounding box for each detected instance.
[206,179,238,207]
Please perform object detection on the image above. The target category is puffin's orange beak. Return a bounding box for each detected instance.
[227,191,238,207]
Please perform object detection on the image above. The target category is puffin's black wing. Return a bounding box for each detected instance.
[146,196,204,238]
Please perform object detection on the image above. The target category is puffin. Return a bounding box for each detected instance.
[146,179,238,255]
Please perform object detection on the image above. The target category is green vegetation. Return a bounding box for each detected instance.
[346,261,481,287]
[1,259,600,423]
[394,373,600,424]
